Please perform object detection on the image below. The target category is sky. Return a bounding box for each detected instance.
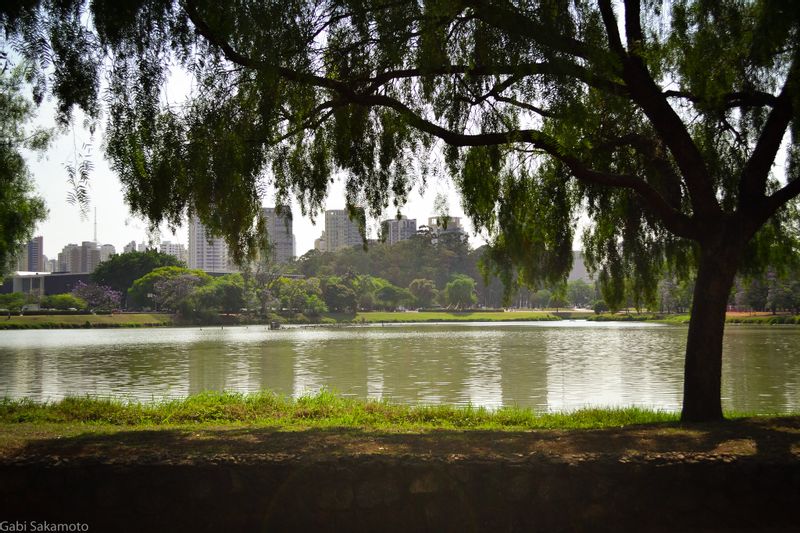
[23,99,482,261]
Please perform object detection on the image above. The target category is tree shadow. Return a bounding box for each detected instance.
[7,416,800,464]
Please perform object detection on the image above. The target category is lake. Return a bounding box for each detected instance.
[1,321,799,413]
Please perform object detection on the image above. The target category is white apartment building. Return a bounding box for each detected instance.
[123,241,137,253]
[260,206,296,263]
[187,216,236,273]
[381,216,417,245]
[159,241,188,264]
[99,244,116,263]
[324,209,363,252]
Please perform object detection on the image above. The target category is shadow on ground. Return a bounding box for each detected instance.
[2,419,799,532]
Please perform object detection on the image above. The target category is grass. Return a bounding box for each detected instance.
[0,313,173,329]
[0,391,684,431]
[725,314,800,325]
[587,312,800,325]
[328,310,561,323]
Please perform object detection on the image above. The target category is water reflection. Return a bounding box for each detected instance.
[0,322,799,413]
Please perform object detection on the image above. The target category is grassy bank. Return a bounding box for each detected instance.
[588,313,800,325]
[329,310,560,323]
[0,313,173,329]
[0,391,683,431]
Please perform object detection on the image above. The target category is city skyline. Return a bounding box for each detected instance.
[22,99,479,262]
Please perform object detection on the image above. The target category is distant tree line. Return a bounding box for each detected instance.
[3,246,799,318]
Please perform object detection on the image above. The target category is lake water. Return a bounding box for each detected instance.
[1,321,799,413]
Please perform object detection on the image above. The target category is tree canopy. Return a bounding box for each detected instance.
[4,0,800,421]
[91,250,184,303]
[0,66,49,275]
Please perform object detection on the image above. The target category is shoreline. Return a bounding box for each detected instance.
[0,310,798,329]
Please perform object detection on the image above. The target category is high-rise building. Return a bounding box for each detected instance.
[123,241,137,254]
[80,241,101,273]
[99,244,116,263]
[188,216,236,273]
[137,242,149,252]
[26,236,45,272]
[47,258,58,272]
[159,241,188,264]
[260,206,296,264]
[314,231,327,252]
[57,244,78,272]
[381,216,417,245]
[324,209,363,252]
[56,242,101,273]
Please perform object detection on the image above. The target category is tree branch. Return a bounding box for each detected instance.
[739,54,798,205]
[663,90,780,109]
[360,61,628,97]
[466,0,602,61]
[600,0,720,220]
[186,0,696,241]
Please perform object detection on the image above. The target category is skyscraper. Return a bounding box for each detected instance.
[381,216,417,245]
[26,236,45,272]
[187,216,236,273]
[56,242,100,273]
[324,209,363,252]
[260,206,296,264]
[80,241,101,273]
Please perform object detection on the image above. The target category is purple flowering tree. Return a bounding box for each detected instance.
[153,274,207,312]
[72,281,122,312]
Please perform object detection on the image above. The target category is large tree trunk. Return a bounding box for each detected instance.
[680,243,742,422]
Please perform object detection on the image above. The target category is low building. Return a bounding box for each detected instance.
[1,272,91,297]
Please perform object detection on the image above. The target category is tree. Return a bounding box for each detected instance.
[531,289,552,310]
[374,284,409,311]
[92,251,184,306]
[153,273,209,312]
[566,279,594,309]
[408,279,438,308]
[0,292,28,315]
[322,282,357,313]
[72,281,121,311]
[548,294,569,312]
[7,1,800,421]
[0,66,49,275]
[128,266,209,310]
[182,274,246,316]
[444,275,478,309]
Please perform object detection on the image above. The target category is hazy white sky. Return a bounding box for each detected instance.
[23,99,480,260]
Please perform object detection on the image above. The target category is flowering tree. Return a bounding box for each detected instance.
[153,274,208,312]
[72,281,121,311]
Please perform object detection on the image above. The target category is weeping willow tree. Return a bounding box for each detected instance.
[3,0,799,421]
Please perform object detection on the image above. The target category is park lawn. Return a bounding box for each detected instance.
[332,310,560,323]
[0,313,173,329]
